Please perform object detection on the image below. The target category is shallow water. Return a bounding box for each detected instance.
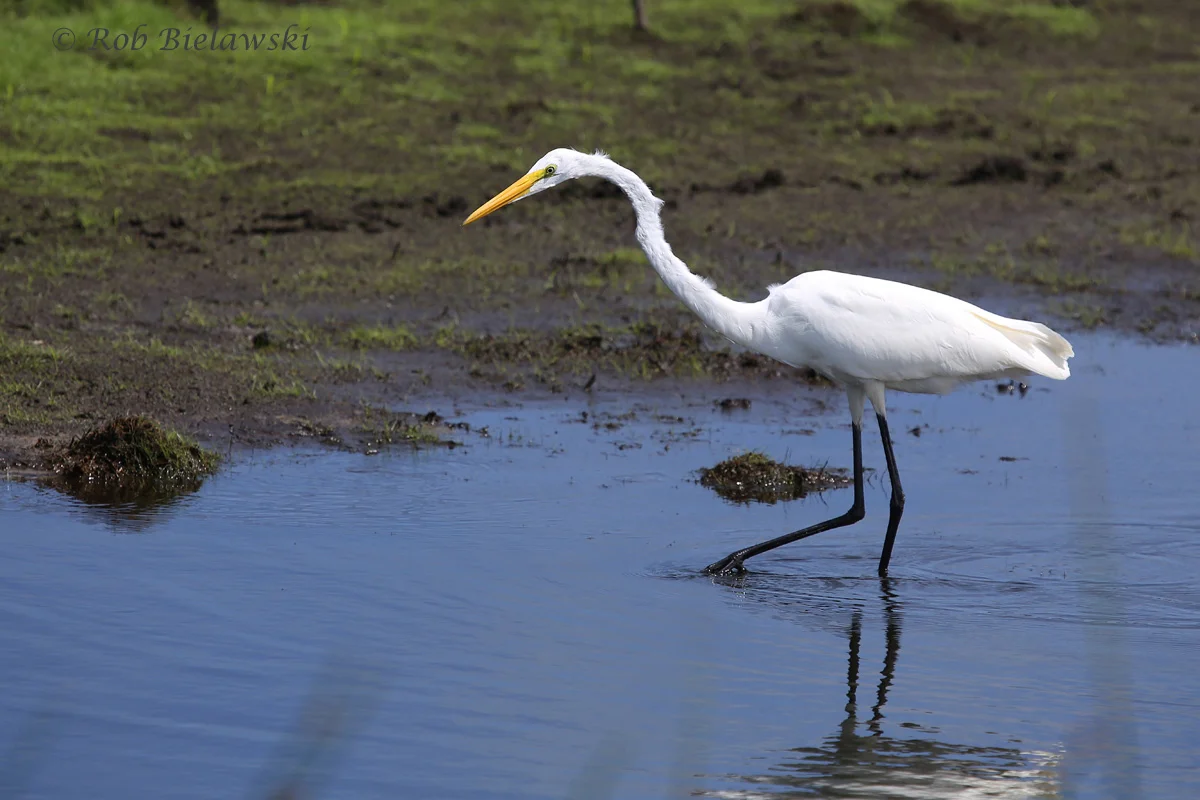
[2,333,1198,799]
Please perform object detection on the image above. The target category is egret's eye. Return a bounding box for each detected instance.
[544,165,556,177]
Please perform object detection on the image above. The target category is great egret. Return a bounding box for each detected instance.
[463,148,1074,576]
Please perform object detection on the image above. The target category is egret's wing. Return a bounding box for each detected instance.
[769,273,1066,383]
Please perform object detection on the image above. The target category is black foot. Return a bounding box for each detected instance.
[703,554,747,576]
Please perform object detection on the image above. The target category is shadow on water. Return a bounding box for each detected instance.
[0,653,388,800]
[249,654,389,800]
[695,580,1063,799]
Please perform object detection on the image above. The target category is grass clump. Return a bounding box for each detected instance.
[50,415,220,488]
[1003,2,1099,38]
[698,451,851,504]
[342,323,419,350]
[358,407,461,449]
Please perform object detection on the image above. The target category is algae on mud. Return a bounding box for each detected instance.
[698,451,852,505]
[1,0,1199,461]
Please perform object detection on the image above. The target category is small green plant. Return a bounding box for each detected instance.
[1121,223,1197,261]
[358,406,457,448]
[341,323,418,350]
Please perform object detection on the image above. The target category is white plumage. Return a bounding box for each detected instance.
[760,270,1072,396]
[463,148,1075,576]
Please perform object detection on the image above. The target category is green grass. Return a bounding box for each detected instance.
[341,323,419,351]
[0,331,69,368]
[1120,222,1198,261]
[0,333,73,424]
[2,0,765,195]
[0,0,1104,202]
[169,299,217,329]
[1004,3,1099,38]
[357,405,457,448]
[855,92,941,135]
[249,373,316,399]
[1047,299,1108,329]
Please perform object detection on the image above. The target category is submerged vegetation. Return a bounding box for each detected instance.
[698,451,852,504]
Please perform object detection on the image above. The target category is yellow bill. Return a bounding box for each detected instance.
[462,169,545,226]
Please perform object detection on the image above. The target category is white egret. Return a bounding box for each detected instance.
[463,148,1074,576]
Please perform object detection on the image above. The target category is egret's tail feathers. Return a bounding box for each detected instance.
[972,312,1074,380]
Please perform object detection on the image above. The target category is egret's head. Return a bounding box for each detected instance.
[462,148,596,226]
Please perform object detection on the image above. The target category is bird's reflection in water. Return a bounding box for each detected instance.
[700,579,1062,799]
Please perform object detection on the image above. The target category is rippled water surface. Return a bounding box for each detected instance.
[3,334,1198,799]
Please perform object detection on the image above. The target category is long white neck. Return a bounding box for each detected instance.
[585,156,767,350]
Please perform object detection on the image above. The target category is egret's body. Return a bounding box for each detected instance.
[464,148,1074,576]
[694,268,1070,396]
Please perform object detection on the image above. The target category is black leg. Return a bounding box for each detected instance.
[875,413,905,577]
[704,422,866,575]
